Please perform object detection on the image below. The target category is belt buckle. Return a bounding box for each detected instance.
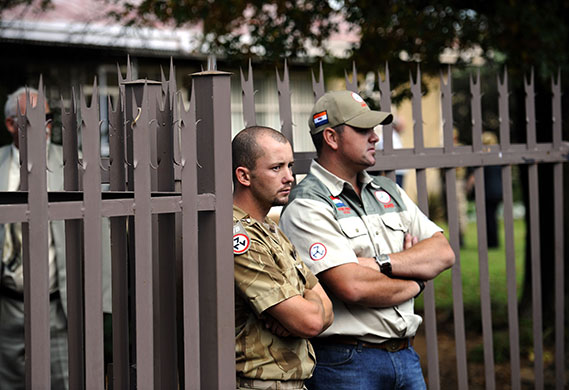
[386,338,404,352]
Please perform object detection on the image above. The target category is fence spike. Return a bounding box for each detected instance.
[311,62,325,101]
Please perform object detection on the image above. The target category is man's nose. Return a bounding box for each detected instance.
[283,167,294,182]
[370,130,379,143]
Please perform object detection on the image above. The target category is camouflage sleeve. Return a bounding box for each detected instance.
[300,260,319,290]
[235,239,303,315]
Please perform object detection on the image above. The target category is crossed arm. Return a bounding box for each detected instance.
[264,282,333,338]
[319,232,455,308]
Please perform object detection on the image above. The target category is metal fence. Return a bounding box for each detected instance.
[0,58,567,390]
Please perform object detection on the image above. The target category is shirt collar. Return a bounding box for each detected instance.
[309,160,375,196]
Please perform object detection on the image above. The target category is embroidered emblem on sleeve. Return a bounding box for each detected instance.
[233,221,250,255]
[309,243,327,261]
[375,190,395,209]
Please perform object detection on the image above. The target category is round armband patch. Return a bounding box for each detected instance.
[309,243,327,261]
[233,233,250,255]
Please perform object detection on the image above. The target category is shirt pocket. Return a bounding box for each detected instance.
[379,213,407,252]
[338,217,373,257]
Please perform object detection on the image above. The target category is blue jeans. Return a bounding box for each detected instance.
[306,341,426,390]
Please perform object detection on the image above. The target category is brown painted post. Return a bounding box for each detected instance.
[470,69,496,390]
[440,67,469,390]
[61,90,85,390]
[498,69,522,390]
[179,84,201,389]
[551,71,565,390]
[107,89,130,390]
[524,69,544,390]
[22,83,51,388]
[81,80,105,389]
[411,65,441,390]
[192,69,235,390]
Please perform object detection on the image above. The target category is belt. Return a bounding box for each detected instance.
[312,335,413,353]
[0,285,60,302]
[236,377,305,389]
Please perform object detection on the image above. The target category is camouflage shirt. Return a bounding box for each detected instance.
[233,205,318,380]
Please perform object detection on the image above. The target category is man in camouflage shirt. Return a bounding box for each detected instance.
[232,126,333,390]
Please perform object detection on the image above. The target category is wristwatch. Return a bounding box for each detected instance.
[374,254,392,277]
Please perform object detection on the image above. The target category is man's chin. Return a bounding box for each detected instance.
[273,197,290,207]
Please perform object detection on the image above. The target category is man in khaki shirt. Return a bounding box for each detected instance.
[232,126,333,389]
[280,91,455,389]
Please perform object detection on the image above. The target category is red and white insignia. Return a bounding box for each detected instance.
[351,92,367,107]
[309,243,327,261]
[233,233,250,255]
[375,190,391,204]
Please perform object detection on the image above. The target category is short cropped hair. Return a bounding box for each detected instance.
[311,123,345,156]
[232,126,289,184]
[4,87,39,119]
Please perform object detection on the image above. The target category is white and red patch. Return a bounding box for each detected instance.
[233,233,250,255]
[375,190,395,208]
[309,243,327,261]
[351,92,367,107]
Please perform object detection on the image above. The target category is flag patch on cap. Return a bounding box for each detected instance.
[313,111,329,126]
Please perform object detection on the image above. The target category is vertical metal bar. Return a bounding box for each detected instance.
[524,70,544,390]
[22,81,51,389]
[156,87,178,390]
[377,63,396,181]
[192,70,235,390]
[411,67,425,154]
[276,60,294,146]
[108,92,130,390]
[551,71,565,390]
[471,70,496,390]
[61,90,85,390]
[311,62,325,101]
[81,81,105,389]
[131,82,155,388]
[498,69,511,149]
[498,69,521,390]
[525,69,537,150]
[379,63,393,152]
[345,61,358,93]
[411,65,440,390]
[470,71,483,153]
[502,165,520,390]
[179,84,201,389]
[441,67,469,390]
[240,59,257,128]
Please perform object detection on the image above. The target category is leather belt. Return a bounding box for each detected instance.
[0,285,60,302]
[312,335,413,353]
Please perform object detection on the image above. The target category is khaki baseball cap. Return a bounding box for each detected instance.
[308,90,393,135]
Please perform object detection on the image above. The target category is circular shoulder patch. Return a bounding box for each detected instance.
[374,190,391,204]
[309,243,327,261]
[233,233,250,255]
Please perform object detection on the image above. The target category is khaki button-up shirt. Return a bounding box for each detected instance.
[234,205,318,380]
[280,161,443,343]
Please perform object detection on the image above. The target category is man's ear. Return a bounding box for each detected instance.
[235,166,251,187]
[322,127,339,151]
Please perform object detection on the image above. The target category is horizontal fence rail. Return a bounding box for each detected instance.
[0,58,566,389]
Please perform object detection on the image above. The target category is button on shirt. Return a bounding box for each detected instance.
[279,160,443,343]
[233,205,318,380]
